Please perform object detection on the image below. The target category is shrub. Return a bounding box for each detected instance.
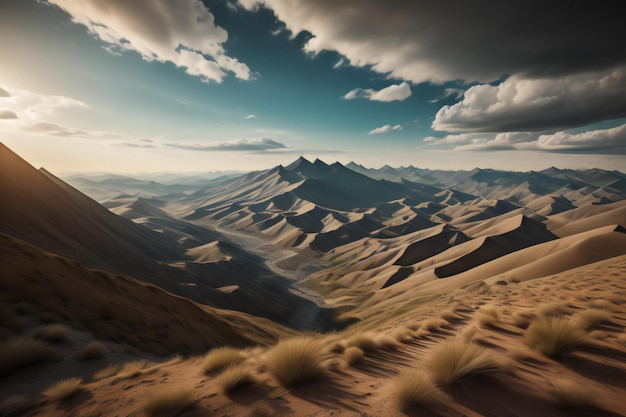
[79,341,106,360]
[550,379,596,411]
[343,346,364,365]
[537,302,568,317]
[216,365,255,394]
[391,370,439,410]
[201,347,245,374]
[143,386,196,417]
[0,336,56,376]
[511,311,535,329]
[345,332,379,351]
[36,324,71,343]
[429,339,509,386]
[116,360,146,379]
[93,363,120,380]
[43,378,84,401]
[572,309,611,330]
[265,337,326,386]
[525,316,586,356]
[422,318,449,332]
[476,306,500,328]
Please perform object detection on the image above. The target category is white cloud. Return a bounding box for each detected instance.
[369,124,402,135]
[433,67,626,133]
[245,114,257,119]
[0,86,87,120]
[49,0,251,83]
[164,137,288,152]
[344,82,411,102]
[0,86,122,139]
[429,88,465,103]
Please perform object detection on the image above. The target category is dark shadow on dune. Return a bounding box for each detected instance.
[52,390,94,412]
[444,378,622,417]
[224,381,274,405]
[288,375,367,413]
[565,353,626,387]
[403,403,465,417]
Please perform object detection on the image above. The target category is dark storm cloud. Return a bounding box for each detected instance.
[240,1,626,84]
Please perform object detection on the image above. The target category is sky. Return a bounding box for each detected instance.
[0,0,625,173]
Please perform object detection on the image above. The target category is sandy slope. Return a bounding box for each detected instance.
[12,255,626,417]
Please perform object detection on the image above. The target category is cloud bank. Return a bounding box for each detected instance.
[49,0,251,83]
[425,124,626,155]
[344,82,411,102]
[433,67,626,133]
[239,1,624,84]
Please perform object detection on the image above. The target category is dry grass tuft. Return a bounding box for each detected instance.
[550,379,596,411]
[79,341,106,360]
[572,309,611,330]
[0,336,56,376]
[116,360,146,379]
[36,323,71,343]
[391,369,439,410]
[392,326,416,343]
[429,339,509,386]
[43,378,84,401]
[143,386,196,417]
[343,346,365,365]
[216,364,255,394]
[202,347,245,374]
[511,311,535,329]
[525,316,586,357]
[265,337,326,386]
[422,318,449,332]
[537,302,569,317]
[345,332,380,351]
[93,363,120,380]
[376,334,400,349]
[476,305,500,328]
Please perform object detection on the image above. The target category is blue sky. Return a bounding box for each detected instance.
[1,0,625,173]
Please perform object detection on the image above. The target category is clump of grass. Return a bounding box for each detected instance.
[265,337,326,386]
[43,378,84,401]
[376,334,400,350]
[572,309,611,330]
[392,326,416,343]
[550,379,596,411]
[216,364,255,394]
[390,370,439,410]
[79,341,106,360]
[537,302,568,317]
[511,311,535,329]
[116,360,146,379]
[429,339,509,386]
[202,347,245,374]
[343,346,364,365]
[476,305,500,328]
[36,323,71,343]
[0,336,56,376]
[143,386,196,417]
[525,316,586,357]
[440,309,464,321]
[93,363,120,380]
[345,332,380,351]
[422,318,449,332]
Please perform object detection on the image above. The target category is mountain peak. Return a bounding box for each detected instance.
[285,156,312,171]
